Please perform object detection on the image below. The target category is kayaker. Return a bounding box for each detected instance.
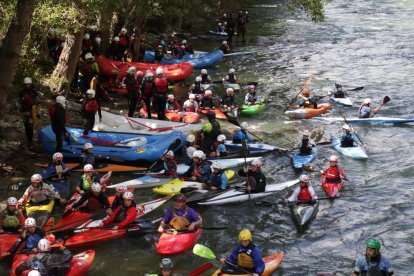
[182,94,199,113]
[80,143,95,166]
[233,122,255,144]
[188,76,205,97]
[244,85,260,105]
[238,159,266,193]
[161,150,178,177]
[215,22,225,33]
[15,238,73,276]
[199,69,212,84]
[109,36,123,61]
[211,134,228,157]
[77,164,100,194]
[183,134,198,166]
[182,39,194,54]
[180,150,211,183]
[320,155,345,183]
[154,45,165,64]
[294,130,316,155]
[358,98,380,119]
[333,83,348,98]
[165,94,180,113]
[124,66,141,117]
[223,68,238,84]
[352,239,394,276]
[157,195,202,232]
[66,182,111,213]
[42,152,71,199]
[141,72,155,119]
[297,88,317,109]
[219,229,265,276]
[152,67,168,120]
[0,197,25,234]
[48,95,70,152]
[18,77,39,151]
[18,174,65,206]
[200,90,215,109]
[156,258,175,276]
[200,111,221,154]
[236,10,248,43]
[81,89,102,135]
[221,88,237,113]
[99,191,138,230]
[340,124,359,148]
[206,161,229,190]
[220,40,231,54]
[284,174,318,204]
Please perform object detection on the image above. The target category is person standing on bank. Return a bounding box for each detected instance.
[18,77,39,150]
[48,96,70,152]
[81,89,101,135]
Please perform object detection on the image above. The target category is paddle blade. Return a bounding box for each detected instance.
[349,86,364,91]
[227,117,240,127]
[193,244,217,260]
[303,75,312,87]
[383,95,391,104]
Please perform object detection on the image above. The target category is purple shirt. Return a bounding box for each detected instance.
[163,206,200,224]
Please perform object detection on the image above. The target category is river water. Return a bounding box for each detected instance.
[2,0,414,275]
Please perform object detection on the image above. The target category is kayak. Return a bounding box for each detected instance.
[290,201,319,231]
[292,148,317,170]
[38,125,186,164]
[330,97,353,106]
[331,139,368,159]
[107,175,175,189]
[183,112,201,124]
[314,116,414,124]
[285,103,331,119]
[25,199,55,228]
[152,170,235,196]
[96,55,193,82]
[144,50,224,69]
[35,161,147,172]
[212,253,284,276]
[165,112,182,122]
[185,188,230,204]
[224,141,285,153]
[240,102,265,116]
[223,83,241,91]
[198,108,227,120]
[198,179,299,205]
[0,233,19,256]
[156,227,202,255]
[209,30,228,36]
[10,249,95,276]
[322,172,345,198]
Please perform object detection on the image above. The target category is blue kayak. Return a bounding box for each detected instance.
[144,50,224,69]
[331,139,368,159]
[38,125,186,164]
[292,148,317,169]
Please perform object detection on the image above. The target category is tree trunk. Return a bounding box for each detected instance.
[0,0,37,115]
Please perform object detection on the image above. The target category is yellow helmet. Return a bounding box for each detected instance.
[239,229,252,241]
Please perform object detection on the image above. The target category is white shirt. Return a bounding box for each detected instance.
[183,100,199,112]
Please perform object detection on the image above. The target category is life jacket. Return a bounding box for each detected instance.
[192,161,207,177]
[237,16,246,25]
[192,82,203,94]
[298,185,312,201]
[81,174,92,191]
[28,183,49,204]
[80,63,93,78]
[201,97,214,108]
[25,231,43,250]
[85,99,99,113]
[86,195,103,211]
[324,166,341,182]
[170,207,190,230]
[20,91,35,108]
[1,209,20,229]
[166,101,178,111]
[114,205,130,223]
[210,171,224,187]
[341,133,354,147]
[154,77,168,94]
[142,80,153,97]
[247,93,257,103]
[222,95,235,106]
[237,243,256,269]
[48,104,67,124]
[299,139,312,155]
[83,39,93,50]
[227,73,236,84]
[30,255,48,275]
[201,75,209,84]
[118,35,129,47]
[362,254,389,276]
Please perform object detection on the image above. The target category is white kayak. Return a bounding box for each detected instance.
[331,139,368,159]
[224,140,286,153]
[330,97,353,106]
[314,116,414,125]
[107,175,174,189]
[198,179,299,205]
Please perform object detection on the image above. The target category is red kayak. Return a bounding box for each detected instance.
[321,170,345,198]
[156,228,202,256]
[10,249,95,276]
[198,108,227,120]
[96,55,193,82]
[183,112,200,124]
[0,233,19,256]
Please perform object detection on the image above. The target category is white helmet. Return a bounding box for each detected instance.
[186,134,195,143]
[115,183,128,193]
[240,122,248,130]
[168,94,175,100]
[7,197,18,206]
[211,161,222,170]
[156,67,164,75]
[121,28,127,34]
[251,159,262,167]
[226,88,234,93]
[31,174,42,183]
[182,40,187,44]
[165,150,174,158]
[83,143,93,150]
[192,150,205,159]
[25,217,37,227]
[28,271,41,276]
[218,23,222,26]
[123,191,134,200]
[114,36,120,42]
[363,98,372,105]
[84,33,90,40]
[85,52,93,59]
[329,155,338,162]
[189,94,196,99]
[95,37,101,44]
[299,174,309,182]
[201,69,207,74]
[136,71,143,77]
[302,130,311,137]
[146,72,154,78]
[222,41,228,45]
[195,76,202,82]
[217,134,226,142]
[91,182,101,192]
[205,90,213,96]
[56,95,65,105]
[229,68,235,74]
[84,164,94,172]
[342,124,351,131]
[38,238,51,252]
[127,66,136,74]
[52,152,63,162]
[24,77,32,84]
[86,89,96,98]
[91,25,97,31]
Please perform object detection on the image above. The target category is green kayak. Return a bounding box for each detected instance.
[240,102,266,116]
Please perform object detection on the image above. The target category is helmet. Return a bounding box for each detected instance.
[175,195,187,203]
[7,197,18,206]
[192,150,205,159]
[342,124,351,131]
[329,155,338,162]
[363,98,372,105]
[229,68,235,74]
[83,143,93,150]
[146,72,154,78]
[85,52,93,59]
[84,33,90,40]
[222,41,228,45]
[56,95,66,105]
[182,40,187,44]
[217,134,226,142]
[24,77,32,84]
[95,37,101,44]
[248,85,255,90]
[302,130,311,137]
[251,159,262,167]
[205,90,213,96]
[28,271,41,276]
[180,45,185,49]
[160,258,174,269]
[121,28,127,34]
[157,45,163,48]
[31,174,42,183]
[218,22,222,26]
[123,191,134,200]
[38,238,51,252]
[240,122,248,130]
[211,161,222,170]
[201,69,207,74]
[186,134,195,143]
[84,164,94,172]
[165,150,174,158]
[115,183,128,193]
[91,25,97,31]
[52,152,63,162]
[91,182,101,193]
[202,122,212,133]
[299,174,309,182]
[207,111,216,120]
[302,88,311,95]
[114,36,120,42]
[156,67,164,75]
[136,71,143,77]
[195,76,202,82]
[366,238,381,251]
[335,83,341,88]
[127,66,136,74]
[239,229,252,241]
[226,88,234,94]
[25,218,37,227]
[189,94,196,99]
[167,94,175,100]
[86,89,96,98]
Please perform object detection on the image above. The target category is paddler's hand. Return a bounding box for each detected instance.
[112,226,118,230]
[246,186,251,192]
[106,208,112,215]
[243,166,248,173]
[320,170,324,174]
[252,274,259,276]
[157,226,164,233]
[99,222,104,227]
[190,176,197,181]
[59,199,66,205]
[188,223,196,231]
[64,205,73,212]
[219,258,226,264]
[64,132,70,138]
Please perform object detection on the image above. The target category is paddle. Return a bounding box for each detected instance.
[339,111,366,148]
[240,138,252,206]
[282,75,312,113]
[348,86,364,91]
[189,262,214,276]
[255,196,352,206]
[227,117,266,143]
[193,244,253,275]
[371,95,391,117]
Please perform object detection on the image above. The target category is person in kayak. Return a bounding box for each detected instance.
[18,174,65,206]
[182,40,194,54]
[200,90,215,109]
[358,98,380,119]
[0,197,25,233]
[340,124,359,148]
[199,69,212,84]
[223,68,238,84]
[77,164,100,194]
[152,67,168,120]
[221,88,237,112]
[110,183,136,213]
[233,122,255,144]
[284,174,318,204]
[48,95,70,152]
[41,152,71,199]
[157,195,202,232]
[182,94,199,113]
[165,94,180,114]
[15,238,73,276]
[294,130,316,155]
[244,85,260,105]
[238,159,266,193]
[65,182,111,213]
[161,150,178,177]
[297,88,317,109]
[156,258,175,276]
[352,238,394,276]
[18,77,39,151]
[200,111,221,154]
[219,229,265,276]
[211,134,228,157]
[320,155,345,183]
[205,161,229,190]
[81,89,102,135]
[80,143,95,166]
[333,83,348,98]
[183,134,198,166]
[99,191,138,230]
[220,40,231,54]
[180,150,211,183]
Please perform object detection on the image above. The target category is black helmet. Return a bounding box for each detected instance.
[207,111,216,120]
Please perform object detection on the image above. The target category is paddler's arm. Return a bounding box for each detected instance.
[187,210,202,231]
[115,207,138,229]
[252,247,265,276]
[158,210,172,233]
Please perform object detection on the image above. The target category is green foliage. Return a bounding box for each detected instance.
[289,0,325,22]
[0,0,17,42]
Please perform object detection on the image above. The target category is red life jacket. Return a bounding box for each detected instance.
[21,92,34,108]
[48,104,67,123]
[119,35,128,47]
[85,99,99,113]
[325,166,341,182]
[83,39,93,50]
[142,81,153,97]
[298,186,312,201]
[80,63,93,77]
[192,161,206,177]
[154,77,168,94]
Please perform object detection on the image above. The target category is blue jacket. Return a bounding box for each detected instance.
[227,242,265,275]
[180,161,211,183]
[233,130,255,144]
[210,171,229,190]
[354,254,393,275]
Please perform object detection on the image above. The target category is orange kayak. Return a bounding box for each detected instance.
[165,111,182,122]
[285,103,331,119]
[183,112,200,124]
[35,162,146,172]
[199,108,227,120]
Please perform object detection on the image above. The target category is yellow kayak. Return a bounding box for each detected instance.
[153,170,235,196]
[25,199,55,228]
